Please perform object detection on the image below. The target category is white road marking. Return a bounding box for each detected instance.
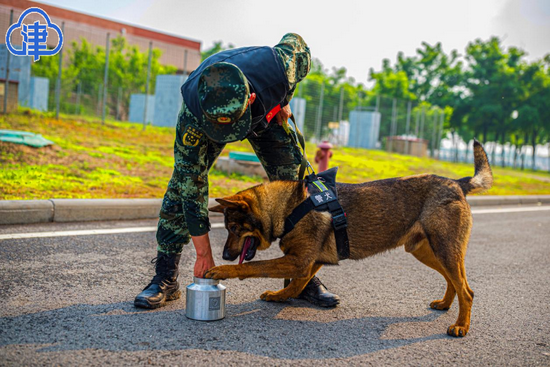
[0,223,225,240]
[0,206,548,240]
[471,206,550,215]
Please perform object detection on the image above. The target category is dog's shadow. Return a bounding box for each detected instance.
[0,299,451,359]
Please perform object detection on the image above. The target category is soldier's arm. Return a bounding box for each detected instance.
[175,148,216,276]
[174,122,212,237]
[174,114,218,275]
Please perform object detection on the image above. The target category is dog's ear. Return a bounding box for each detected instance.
[215,197,250,212]
[209,204,225,213]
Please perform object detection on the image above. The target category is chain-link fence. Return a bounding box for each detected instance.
[28,61,550,171]
[39,66,449,158]
[291,80,446,158]
[50,78,142,122]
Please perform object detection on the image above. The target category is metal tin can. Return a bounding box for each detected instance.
[185,277,226,321]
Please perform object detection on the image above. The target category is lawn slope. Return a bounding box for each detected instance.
[1,111,549,200]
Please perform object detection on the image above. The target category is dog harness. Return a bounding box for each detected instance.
[280,167,350,260]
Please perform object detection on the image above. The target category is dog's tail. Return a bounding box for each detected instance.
[456,139,493,195]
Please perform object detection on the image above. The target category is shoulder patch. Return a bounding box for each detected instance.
[183,126,203,146]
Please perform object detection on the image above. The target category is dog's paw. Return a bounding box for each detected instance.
[204,265,234,280]
[260,290,289,303]
[430,299,451,310]
[447,324,468,337]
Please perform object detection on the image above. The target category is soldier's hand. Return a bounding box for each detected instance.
[275,104,292,126]
[195,253,216,278]
[191,233,216,278]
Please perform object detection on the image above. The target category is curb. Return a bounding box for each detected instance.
[467,195,547,207]
[51,198,164,223]
[1,196,549,226]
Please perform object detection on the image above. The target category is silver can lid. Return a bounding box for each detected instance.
[193,277,220,285]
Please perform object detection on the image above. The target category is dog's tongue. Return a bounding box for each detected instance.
[239,237,252,265]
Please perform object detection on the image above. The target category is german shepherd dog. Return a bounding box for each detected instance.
[206,140,493,337]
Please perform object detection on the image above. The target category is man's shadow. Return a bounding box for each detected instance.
[0,299,452,359]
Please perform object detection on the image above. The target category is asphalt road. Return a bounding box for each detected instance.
[0,206,549,366]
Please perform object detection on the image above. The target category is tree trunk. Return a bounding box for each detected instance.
[513,134,520,169]
[521,132,529,170]
[531,130,539,171]
[454,133,459,163]
[451,131,456,162]
[500,129,507,168]
[521,145,525,171]
[491,131,499,166]
[532,144,537,171]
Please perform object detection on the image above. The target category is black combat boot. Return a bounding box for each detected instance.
[134,252,182,309]
[298,276,340,307]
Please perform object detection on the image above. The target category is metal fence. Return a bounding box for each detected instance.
[291,80,446,158]
[41,65,450,157]
[32,50,447,157]
[50,78,140,122]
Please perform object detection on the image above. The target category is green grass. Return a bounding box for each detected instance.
[1,110,549,200]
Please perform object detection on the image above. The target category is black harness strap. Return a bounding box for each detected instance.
[280,169,350,260]
[283,199,315,236]
[327,201,350,259]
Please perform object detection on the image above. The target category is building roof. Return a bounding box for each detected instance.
[0,0,201,50]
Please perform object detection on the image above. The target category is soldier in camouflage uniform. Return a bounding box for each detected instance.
[135,33,340,309]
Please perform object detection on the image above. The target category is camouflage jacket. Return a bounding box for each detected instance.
[169,33,310,237]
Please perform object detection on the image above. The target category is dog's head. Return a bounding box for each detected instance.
[209,192,272,264]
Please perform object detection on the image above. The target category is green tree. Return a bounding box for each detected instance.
[463,37,523,156]
[299,59,369,139]
[395,42,464,107]
[201,41,234,61]
[369,59,416,100]
[515,59,550,169]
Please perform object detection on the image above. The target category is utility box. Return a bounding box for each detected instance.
[0,80,19,113]
[386,136,428,157]
[335,121,350,146]
[28,77,49,111]
[347,110,381,149]
[129,94,155,124]
[153,74,187,127]
[0,45,31,107]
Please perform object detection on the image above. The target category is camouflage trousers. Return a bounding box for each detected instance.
[156,103,302,255]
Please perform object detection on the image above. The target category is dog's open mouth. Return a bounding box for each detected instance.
[238,237,258,264]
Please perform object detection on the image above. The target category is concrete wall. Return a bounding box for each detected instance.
[153,74,186,127]
[128,94,155,124]
[215,157,267,179]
